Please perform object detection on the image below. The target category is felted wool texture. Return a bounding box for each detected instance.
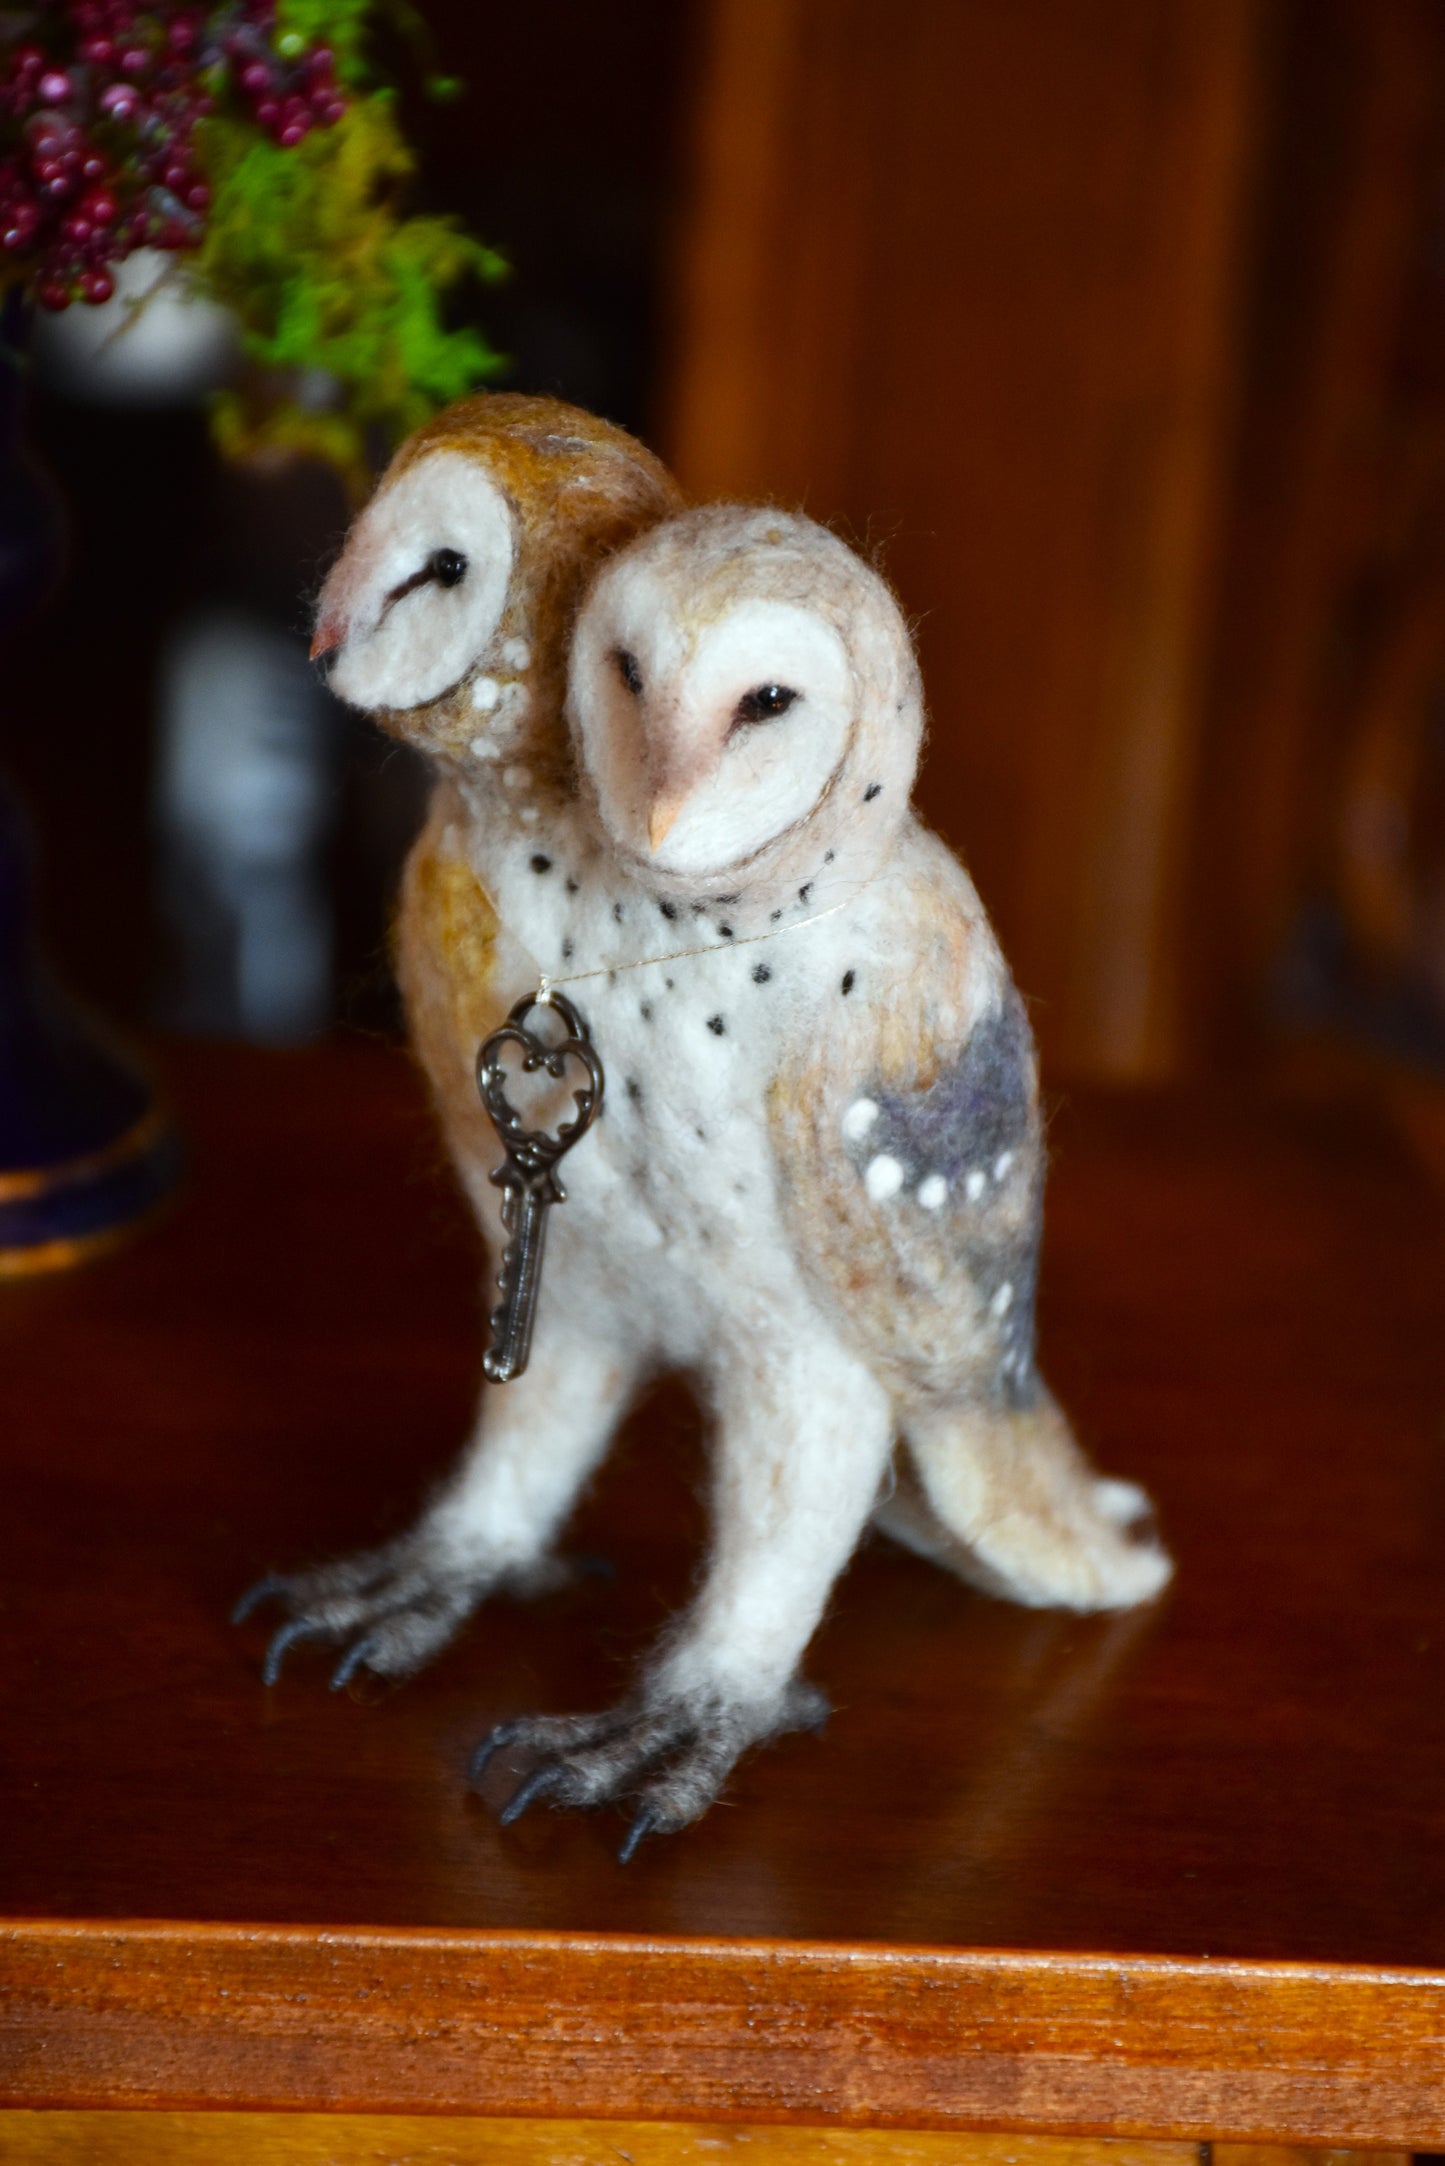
[315,391,685,781]
[436,502,1170,1715]
[257,453,1171,1846]
[321,451,517,712]
[569,503,925,911]
[311,390,684,1254]
[249,394,682,1700]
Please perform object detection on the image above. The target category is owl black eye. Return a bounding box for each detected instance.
[429,548,468,588]
[615,648,643,696]
[734,683,798,726]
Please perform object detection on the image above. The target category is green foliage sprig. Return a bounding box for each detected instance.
[198,87,505,497]
[199,0,506,497]
[0,1,506,497]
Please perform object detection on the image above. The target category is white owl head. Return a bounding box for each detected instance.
[568,506,923,889]
[312,449,515,714]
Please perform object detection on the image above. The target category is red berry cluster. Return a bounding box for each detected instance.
[0,4,348,311]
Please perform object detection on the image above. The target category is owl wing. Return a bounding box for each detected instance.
[397,781,514,1189]
[767,832,1044,1406]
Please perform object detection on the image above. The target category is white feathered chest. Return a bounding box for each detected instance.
[462,787,876,1363]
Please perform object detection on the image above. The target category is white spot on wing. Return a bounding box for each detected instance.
[841,1097,879,1142]
[994,1150,1014,1181]
[501,637,531,670]
[471,675,501,711]
[468,734,500,758]
[917,1173,948,1210]
[865,1154,904,1201]
[991,1281,1013,1317]
[503,764,528,790]
[965,1168,986,1201]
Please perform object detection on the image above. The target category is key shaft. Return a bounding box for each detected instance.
[484,1170,559,1384]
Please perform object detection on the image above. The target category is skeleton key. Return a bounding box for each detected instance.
[475,989,604,1384]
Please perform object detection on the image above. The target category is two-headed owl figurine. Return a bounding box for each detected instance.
[239,396,1170,1859]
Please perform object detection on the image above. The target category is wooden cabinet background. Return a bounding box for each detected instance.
[658,0,1445,1084]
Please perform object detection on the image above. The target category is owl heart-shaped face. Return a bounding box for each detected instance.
[316,450,516,712]
[571,585,855,876]
[475,994,604,1179]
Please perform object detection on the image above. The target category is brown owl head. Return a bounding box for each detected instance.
[311,394,683,786]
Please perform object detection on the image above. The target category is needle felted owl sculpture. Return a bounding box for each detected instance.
[243,460,1171,1857]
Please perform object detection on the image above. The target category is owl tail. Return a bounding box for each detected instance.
[874,1387,1173,1613]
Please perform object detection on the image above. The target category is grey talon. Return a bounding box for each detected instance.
[330,1636,379,1692]
[617,1805,661,1864]
[232,1574,286,1626]
[469,1721,520,1786]
[498,1764,560,1826]
[262,1616,324,1687]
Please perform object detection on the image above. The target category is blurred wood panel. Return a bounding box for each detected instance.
[663,0,1262,1078]
[1187,0,1445,1068]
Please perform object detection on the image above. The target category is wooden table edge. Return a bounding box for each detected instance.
[2,1917,1444,2142]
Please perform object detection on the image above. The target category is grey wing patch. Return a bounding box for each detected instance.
[874,988,1035,1185]
[840,988,1043,1407]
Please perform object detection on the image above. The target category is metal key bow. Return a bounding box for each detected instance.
[475,989,604,1384]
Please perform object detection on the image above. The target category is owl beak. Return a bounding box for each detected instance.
[307,619,344,684]
[309,618,342,660]
[645,733,716,852]
[647,790,687,851]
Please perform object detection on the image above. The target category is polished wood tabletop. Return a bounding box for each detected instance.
[2,1042,1444,2139]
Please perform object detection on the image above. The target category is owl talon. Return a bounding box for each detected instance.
[476,1682,828,1850]
[263,1616,327,1686]
[231,1528,562,1688]
[330,1634,383,1692]
[617,1805,661,1864]
[231,1573,286,1626]
[499,1763,565,1825]
[469,1719,523,1784]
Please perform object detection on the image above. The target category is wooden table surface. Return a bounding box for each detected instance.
[3,1042,1445,2142]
